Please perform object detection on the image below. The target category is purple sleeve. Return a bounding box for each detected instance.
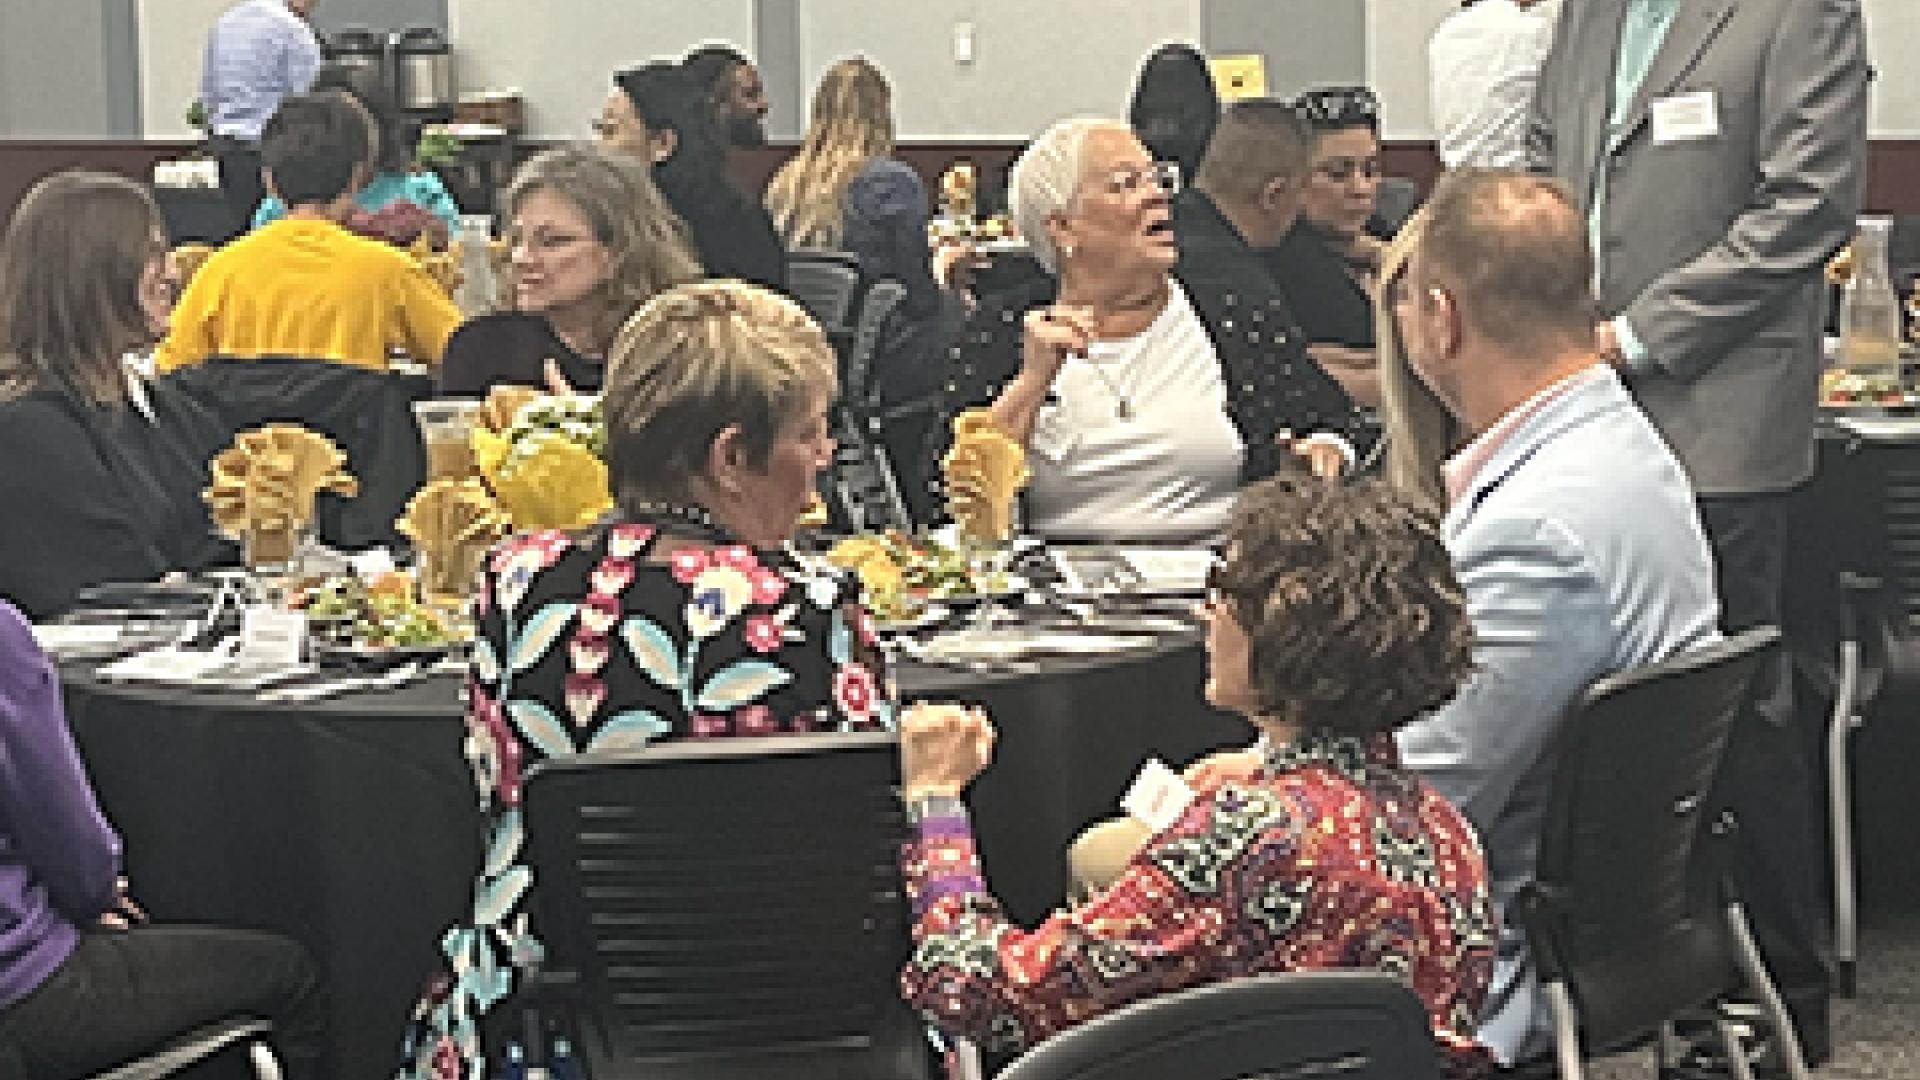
[0,605,121,920]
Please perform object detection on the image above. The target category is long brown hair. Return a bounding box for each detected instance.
[765,57,895,249]
[1376,207,1460,508]
[0,171,162,407]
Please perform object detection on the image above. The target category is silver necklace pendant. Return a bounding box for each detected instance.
[1115,399,1134,420]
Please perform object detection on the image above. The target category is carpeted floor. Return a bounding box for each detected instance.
[1583,910,1920,1079]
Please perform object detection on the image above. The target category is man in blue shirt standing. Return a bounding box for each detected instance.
[201,0,322,230]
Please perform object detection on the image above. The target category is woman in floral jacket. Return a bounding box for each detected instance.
[398,282,891,1079]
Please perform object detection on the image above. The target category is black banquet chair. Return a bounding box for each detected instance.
[994,972,1440,1080]
[1511,626,1809,1080]
[1799,416,1920,997]
[517,731,931,1080]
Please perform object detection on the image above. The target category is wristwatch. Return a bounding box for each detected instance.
[901,792,968,825]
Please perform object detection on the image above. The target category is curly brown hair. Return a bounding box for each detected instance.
[1214,474,1474,734]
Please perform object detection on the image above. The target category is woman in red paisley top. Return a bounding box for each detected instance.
[897,474,1498,1077]
[397,281,890,1079]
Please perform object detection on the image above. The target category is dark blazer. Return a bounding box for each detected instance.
[931,263,1374,509]
[0,384,232,619]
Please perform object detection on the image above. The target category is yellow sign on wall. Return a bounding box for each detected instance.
[1210,54,1268,101]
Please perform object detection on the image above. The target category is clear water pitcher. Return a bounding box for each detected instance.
[1840,216,1903,370]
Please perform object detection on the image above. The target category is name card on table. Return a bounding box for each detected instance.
[1122,758,1196,833]
[238,606,306,667]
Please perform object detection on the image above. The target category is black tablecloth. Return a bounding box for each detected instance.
[62,638,1245,1080]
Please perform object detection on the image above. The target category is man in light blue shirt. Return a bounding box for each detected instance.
[1388,169,1722,1069]
[200,0,322,228]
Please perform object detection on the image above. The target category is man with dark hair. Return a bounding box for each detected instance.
[155,93,461,372]
[200,0,322,229]
[1531,2,1870,1067]
[1173,98,1368,463]
[1389,168,1722,1069]
[682,43,769,147]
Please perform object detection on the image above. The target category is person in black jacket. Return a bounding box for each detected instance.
[1173,99,1376,408]
[933,119,1370,547]
[0,171,235,620]
[600,63,786,291]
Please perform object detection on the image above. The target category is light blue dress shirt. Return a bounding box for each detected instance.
[200,0,321,143]
[1594,0,1681,362]
[252,171,462,232]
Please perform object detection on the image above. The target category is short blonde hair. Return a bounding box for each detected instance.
[602,281,836,508]
[1009,118,1130,273]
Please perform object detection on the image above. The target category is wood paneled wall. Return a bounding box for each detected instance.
[4,138,1916,230]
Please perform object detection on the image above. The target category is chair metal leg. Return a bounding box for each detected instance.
[1545,980,1585,1080]
[1724,901,1814,1080]
[1714,1010,1757,1080]
[247,1041,283,1080]
[953,1037,984,1080]
[1828,638,1862,999]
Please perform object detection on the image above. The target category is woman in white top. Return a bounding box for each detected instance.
[933,119,1372,546]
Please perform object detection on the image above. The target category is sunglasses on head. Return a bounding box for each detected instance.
[1292,86,1380,129]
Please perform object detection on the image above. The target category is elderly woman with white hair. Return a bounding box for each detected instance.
[932,118,1371,546]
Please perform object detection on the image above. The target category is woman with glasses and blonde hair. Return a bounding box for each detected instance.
[435,144,701,397]
[0,171,236,619]
[398,281,894,1079]
[933,117,1371,546]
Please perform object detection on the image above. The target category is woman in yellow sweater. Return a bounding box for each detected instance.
[155,92,461,372]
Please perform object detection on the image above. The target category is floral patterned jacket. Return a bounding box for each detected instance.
[398,523,892,1079]
[900,730,1498,1078]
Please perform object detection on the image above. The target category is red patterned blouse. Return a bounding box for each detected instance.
[900,730,1498,1077]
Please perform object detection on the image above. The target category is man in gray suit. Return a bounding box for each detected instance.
[1530,0,1871,1066]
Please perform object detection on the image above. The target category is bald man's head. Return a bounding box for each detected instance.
[1410,168,1598,357]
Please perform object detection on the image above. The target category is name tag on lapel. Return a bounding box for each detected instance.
[1650,91,1720,145]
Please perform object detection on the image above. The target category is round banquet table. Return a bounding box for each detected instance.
[60,636,1247,1080]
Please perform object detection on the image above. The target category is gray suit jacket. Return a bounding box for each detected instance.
[1529,0,1870,495]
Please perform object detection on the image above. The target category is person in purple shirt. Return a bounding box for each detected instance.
[0,602,326,1076]
[201,0,322,227]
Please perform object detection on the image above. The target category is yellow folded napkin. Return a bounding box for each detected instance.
[205,425,358,564]
[942,408,1028,543]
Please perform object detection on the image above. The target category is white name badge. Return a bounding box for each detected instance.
[1651,91,1720,145]
[238,605,307,667]
[1121,757,1197,833]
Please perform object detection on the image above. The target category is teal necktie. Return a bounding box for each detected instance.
[1592,0,1682,275]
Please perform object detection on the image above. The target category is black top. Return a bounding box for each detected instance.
[658,173,787,292]
[930,266,1375,509]
[1262,220,1377,350]
[0,383,232,620]
[436,313,600,396]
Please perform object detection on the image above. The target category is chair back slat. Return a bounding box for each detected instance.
[523,732,930,1080]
